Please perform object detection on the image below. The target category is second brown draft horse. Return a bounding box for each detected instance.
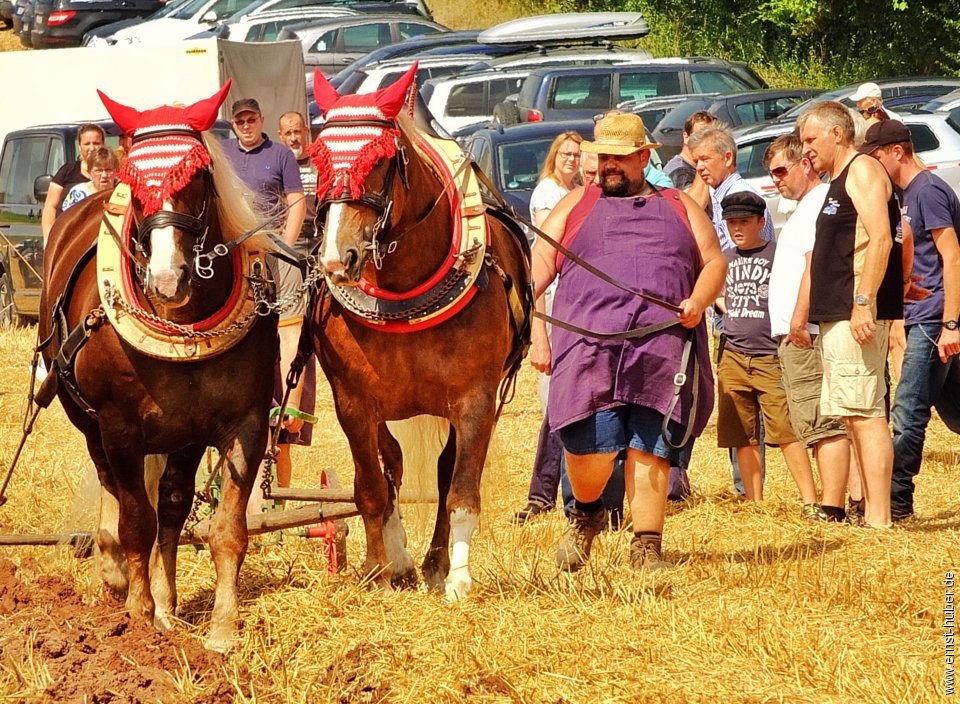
[308,65,530,598]
[38,84,276,651]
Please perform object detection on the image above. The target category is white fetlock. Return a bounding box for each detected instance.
[444,565,473,602]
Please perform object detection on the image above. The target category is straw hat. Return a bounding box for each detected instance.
[581,113,661,155]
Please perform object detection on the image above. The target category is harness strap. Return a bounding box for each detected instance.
[662,335,699,449]
[534,312,679,341]
[52,308,107,418]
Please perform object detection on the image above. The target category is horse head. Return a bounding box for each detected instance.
[98,83,230,305]
[308,64,418,285]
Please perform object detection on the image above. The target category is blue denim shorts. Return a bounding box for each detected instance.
[558,405,695,468]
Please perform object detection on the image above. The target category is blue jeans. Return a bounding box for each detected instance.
[891,323,960,514]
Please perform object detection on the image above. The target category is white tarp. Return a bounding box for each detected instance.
[0,39,307,145]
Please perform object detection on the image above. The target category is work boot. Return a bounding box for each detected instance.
[629,534,673,572]
[845,497,865,526]
[511,501,553,525]
[555,506,607,572]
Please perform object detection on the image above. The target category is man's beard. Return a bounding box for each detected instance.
[600,170,646,197]
[289,145,304,159]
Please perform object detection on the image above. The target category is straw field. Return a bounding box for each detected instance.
[0,323,955,703]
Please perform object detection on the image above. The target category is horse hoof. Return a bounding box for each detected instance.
[204,627,239,654]
[391,567,419,590]
[154,612,175,634]
[444,567,472,602]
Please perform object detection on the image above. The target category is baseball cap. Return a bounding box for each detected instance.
[721,191,766,220]
[850,82,882,102]
[858,120,912,153]
[581,113,661,155]
[231,98,261,118]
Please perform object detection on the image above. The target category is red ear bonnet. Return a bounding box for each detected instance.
[307,63,418,200]
[98,82,231,215]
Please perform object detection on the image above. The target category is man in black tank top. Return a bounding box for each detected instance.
[798,101,904,529]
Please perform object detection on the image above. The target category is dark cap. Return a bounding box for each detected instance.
[231,98,261,118]
[721,191,766,220]
[858,119,912,153]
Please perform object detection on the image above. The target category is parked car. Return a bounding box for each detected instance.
[644,89,821,160]
[279,13,445,77]
[462,118,664,218]
[0,120,234,327]
[733,110,960,233]
[189,6,357,41]
[423,47,658,134]
[82,0,190,46]
[30,0,163,49]
[778,77,960,125]
[510,58,765,125]
[923,88,960,124]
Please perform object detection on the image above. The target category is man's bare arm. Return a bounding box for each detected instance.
[678,190,726,328]
[932,225,960,361]
[531,187,581,300]
[282,191,306,247]
[787,251,813,347]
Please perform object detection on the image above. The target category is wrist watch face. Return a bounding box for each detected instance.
[945,320,959,331]
[855,294,870,306]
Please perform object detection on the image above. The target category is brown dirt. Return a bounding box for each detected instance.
[0,557,237,703]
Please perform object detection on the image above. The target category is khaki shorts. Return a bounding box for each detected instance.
[819,319,890,418]
[271,258,307,322]
[717,348,797,447]
[777,337,847,447]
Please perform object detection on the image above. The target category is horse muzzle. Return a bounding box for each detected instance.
[146,265,191,305]
[321,245,363,285]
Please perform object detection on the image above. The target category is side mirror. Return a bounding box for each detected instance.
[200,10,217,24]
[34,174,52,202]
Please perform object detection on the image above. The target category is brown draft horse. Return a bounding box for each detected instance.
[308,65,530,598]
[38,84,276,651]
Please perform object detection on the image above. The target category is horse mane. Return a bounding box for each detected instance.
[394,113,441,183]
[202,134,277,252]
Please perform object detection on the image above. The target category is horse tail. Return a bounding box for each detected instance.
[385,416,449,503]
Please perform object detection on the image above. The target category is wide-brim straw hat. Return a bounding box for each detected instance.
[581,113,661,155]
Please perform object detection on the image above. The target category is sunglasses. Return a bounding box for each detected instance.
[233,116,260,126]
[769,161,799,180]
[859,105,880,116]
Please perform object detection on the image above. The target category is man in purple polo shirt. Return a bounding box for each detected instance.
[223,98,306,511]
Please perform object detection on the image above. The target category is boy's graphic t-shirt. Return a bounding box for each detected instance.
[722,239,778,355]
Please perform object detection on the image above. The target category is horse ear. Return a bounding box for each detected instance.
[313,70,341,115]
[182,80,232,132]
[374,62,418,120]
[97,90,143,136]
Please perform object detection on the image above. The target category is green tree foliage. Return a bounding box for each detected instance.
[547,0,960,87]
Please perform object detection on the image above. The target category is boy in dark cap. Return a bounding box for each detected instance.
[715,192,821,514]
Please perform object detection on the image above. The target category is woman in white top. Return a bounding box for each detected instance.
[528,131,583,227]
[61,148,119,212]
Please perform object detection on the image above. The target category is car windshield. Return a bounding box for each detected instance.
[163,0,214,20]
[151,0,194,19]
[497,138,552,191]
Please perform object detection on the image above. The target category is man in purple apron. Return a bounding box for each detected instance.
[530,113,726,572]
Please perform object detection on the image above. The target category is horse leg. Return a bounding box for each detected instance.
[342,415,392,589]
[422,427,456,591]
[444,399,496,602]
[205,425,264,653]
[378,424,416,587]
[151,446,204,633]
[82,436,128,595]
[100,439,158,623]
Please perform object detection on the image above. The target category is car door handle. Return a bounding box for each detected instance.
[339,57,353,63]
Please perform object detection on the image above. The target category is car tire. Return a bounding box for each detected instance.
[0,271,17,329]
[493,100,521,127]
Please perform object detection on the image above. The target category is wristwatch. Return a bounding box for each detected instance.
[854,294,872,306]
[945,320,959,331]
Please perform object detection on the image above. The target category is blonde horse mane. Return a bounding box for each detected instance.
[202,134,277,252]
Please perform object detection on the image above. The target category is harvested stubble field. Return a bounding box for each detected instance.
[0,324,956,703]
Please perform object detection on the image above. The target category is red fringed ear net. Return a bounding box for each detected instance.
[119,135,210,215]
[307,120,399,201]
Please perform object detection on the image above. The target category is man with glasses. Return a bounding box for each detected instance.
[224,98,306,513]
[764,134,853,522]
[851,82,900,125]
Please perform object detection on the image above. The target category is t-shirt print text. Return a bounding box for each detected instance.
[822,197,840,215]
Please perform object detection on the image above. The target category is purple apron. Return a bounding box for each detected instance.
[548,188,714,437]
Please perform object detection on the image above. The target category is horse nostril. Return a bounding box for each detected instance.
[343,247,360,270]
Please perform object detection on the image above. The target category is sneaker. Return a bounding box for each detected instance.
[891,506,914,523]
[845,497,865,526]
[629,535,673,572]
[801,503,827,522]
[511,501,553,525]
[555,506,607,572]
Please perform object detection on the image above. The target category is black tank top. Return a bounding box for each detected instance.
[809,154,903,322]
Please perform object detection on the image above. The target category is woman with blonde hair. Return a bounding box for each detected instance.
[528,130,583,227]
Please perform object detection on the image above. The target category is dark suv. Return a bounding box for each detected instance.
[511,59,765,124]
[30,0,162,49]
